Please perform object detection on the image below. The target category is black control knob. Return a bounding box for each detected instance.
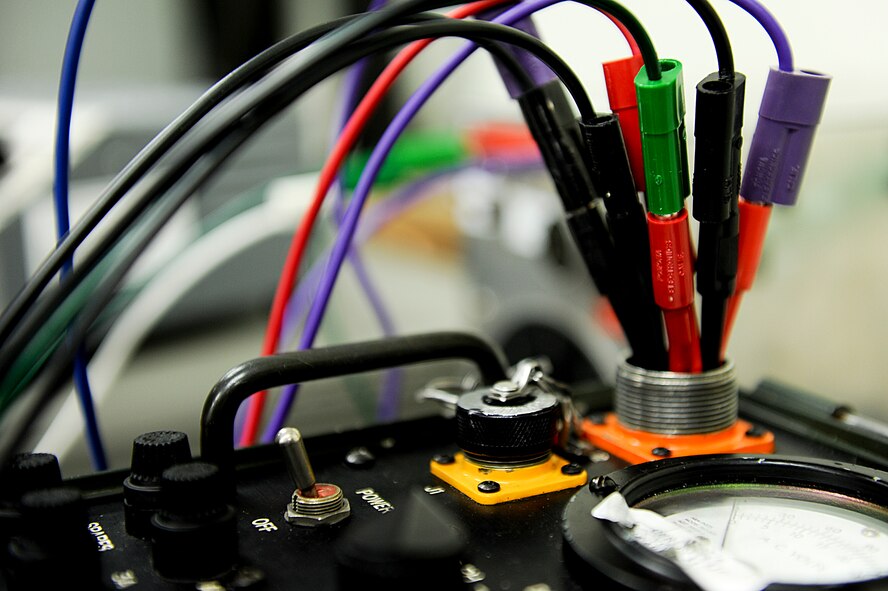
[123,430,191,538]
[5,487,99,589]
[151,462,237,582]
[455,385,560,465]
[1,453,62,504]
[336,491,466,590]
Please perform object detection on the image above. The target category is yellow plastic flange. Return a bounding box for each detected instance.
[430,452,587,505]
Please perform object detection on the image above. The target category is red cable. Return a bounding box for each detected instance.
[601,10,640,56]
[647,209,702,373]
[239,0,509,446]
[722,198,772,357]
[600,11,644,191]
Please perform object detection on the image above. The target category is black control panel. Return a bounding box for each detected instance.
[3,391,887,591]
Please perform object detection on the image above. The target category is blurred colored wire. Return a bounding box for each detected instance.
[53,0,107,470]
[238,0,508,445]
[333,0,402,424]
[35,193,295,461]
[262,0,595,441]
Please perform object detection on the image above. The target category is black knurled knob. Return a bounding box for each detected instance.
[124,430,191,539]
[6,487,99,588]
[455,388,560,464]
[158,461,225,521]
[151,462,238,582]
[129,430,191,486]
[2,453,62,503]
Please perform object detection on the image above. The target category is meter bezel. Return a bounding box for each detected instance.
[562,455,888,591]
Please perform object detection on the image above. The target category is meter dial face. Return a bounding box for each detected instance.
[635,485,888,586]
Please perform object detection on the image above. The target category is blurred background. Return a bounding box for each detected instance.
[1,0,886,474]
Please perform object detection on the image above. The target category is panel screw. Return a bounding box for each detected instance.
[432,454,455,465]
[477,480,500,493]
[561,463,583,475]
[228,566,267,589]
[745,425,766,438]
[589,475,617,495]
[590,450,610,463]
[344,447,375,469]
[651,447,671,457]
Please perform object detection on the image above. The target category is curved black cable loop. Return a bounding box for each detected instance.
[201,332,508,483]
[0,19,590,387]
[0,0,664,358]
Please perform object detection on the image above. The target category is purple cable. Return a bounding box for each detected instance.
[725,0,793,71]
[277,158,543,423]
[332,0,404,420]
[281,157,543,342]
[261,0,564,441]
[478,7,555,99]
[281,168,462,339]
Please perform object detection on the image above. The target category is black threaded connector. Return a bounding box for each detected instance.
[517,81,597,212]
[696,211,739,298]
[577,115,637,217]
[692,72,746,224]
[578,115,667,370]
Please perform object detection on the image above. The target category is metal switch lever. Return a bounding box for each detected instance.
[276,427,318,498]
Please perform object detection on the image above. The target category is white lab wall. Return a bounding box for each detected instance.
[0,1,198,85]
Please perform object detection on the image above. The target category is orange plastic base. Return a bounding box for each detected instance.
[430,452,587,505]
[581,413,774,464]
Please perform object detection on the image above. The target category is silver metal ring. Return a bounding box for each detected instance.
[614,359,737,435]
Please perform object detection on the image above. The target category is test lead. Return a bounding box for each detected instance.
[516,81,666,370]
[723,67,831,345]
[635,58,701,373]
[692,72,746,370]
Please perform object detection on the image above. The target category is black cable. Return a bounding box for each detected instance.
[0,119,255,477]
[201,332,508,482]
[517,82,667,369]
[0,0,657,350]
[0,19,589,386]
[0,19,589,451]
[0,18,582,380]
[685,0,744,367]
[0,2,658,457]
[0,13,404,349]
[684,0,734,79]
[4,0,662,352]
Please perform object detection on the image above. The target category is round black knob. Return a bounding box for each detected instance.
[151,462,237,582]
[1,453,62,504]
[129,431,191,486]
[124,430,191,539]
[336,491,465,590]
[455,387,560,465]
[6,487,99,588]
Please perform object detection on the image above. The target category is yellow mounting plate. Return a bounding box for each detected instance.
[430,452,587,505]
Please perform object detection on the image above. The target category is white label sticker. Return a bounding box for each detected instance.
[592,491,888,590]
[591,492,769,591]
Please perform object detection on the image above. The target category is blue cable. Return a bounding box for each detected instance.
[54,0,107,470]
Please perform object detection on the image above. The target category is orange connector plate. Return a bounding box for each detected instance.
[430,453,587,505]
[581,413,774,464]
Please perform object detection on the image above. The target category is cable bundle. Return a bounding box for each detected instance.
[0,0,828,470]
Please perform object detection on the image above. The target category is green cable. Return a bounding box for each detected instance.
[0,249,118,412]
